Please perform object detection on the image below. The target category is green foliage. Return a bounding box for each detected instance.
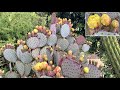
[0,12,46,43]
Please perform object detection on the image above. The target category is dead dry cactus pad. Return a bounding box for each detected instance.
[0,13,104,78]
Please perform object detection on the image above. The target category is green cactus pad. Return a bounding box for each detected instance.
[20,51,33,64]
[3,49,17,62]
[37,33,47,47]
[67,37,75,45]
[16,45,23,60]
[27,37,40,49]
[24,63,32,76]
[5,71,19,78]
[67,43,79,55]
[32,48,40,58]
[53,51,61,66]
[57,38,69,51]
[15,61,25,76]
[40,46,52,62]
[47,34,57,46]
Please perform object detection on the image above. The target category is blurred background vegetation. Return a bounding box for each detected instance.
[0,12,117,78]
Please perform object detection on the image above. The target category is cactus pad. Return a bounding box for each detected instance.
[3,49,17,62]
[61,24,70,38]
[24,63,32,76]
[32,48,40,58]
[67,43,79,54]
[37,33,47,47]
[20,51,33,64]
[40,47,52,62]
[5,71,19,78]
[16,45,23,60]
[27,37,40,49]
[82,44,90,52]
[76,35,86,45]
[15,61,25,76]
[56,24,61,33]
[61,59,81,78]
[47,34,57,46]
[53,51,61,66]
[67,37,75,45]
[84,64,101,78]
[57,38,69,51]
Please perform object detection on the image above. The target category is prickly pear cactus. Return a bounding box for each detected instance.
[1,12,104,78]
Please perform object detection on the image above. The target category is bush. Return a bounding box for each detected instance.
[0,12,46,43]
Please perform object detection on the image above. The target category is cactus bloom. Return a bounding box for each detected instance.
[111,20,119,28]
[101,14,111,26]
[87,14,101,29]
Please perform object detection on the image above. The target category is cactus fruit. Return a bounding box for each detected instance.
[47,34,57,46]
[37,33,47,47]
[57,38,69,51]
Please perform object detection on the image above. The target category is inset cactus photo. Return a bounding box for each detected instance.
[85,12,120,36]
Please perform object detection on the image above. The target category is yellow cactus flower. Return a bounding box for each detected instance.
[101,14,111,26]
[87,14,101,29]
[111,20,119,28]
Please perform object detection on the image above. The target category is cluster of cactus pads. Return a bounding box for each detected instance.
[0,13,104,78]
